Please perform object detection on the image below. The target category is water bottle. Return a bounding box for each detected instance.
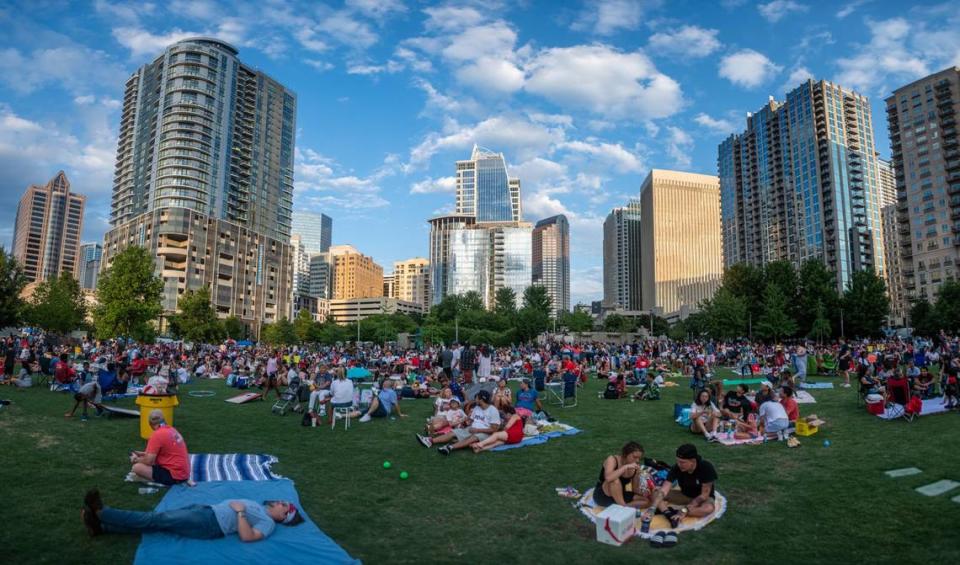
[641,512,652,534]
[139,487,158,495]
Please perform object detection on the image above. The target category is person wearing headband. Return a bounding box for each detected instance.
[80,489,303,541]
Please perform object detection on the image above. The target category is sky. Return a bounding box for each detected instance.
[1,0,959,306]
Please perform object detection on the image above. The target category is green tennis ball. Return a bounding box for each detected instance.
[382,461,392,469]
[399,471,409,480]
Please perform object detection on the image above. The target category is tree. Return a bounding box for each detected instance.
[842,270,889,337]
[522,285,552,316]
[764,260,800,326]
[293,308,316,343]
[756,285,798,341]
[0,246,27,329]
[493,287,518,318]
[167,287,224,343]
[559,309,594,332]
[809,301,832,343]
[93,246,163,342]
[222,315,246,340]
[515,306,549,342]
[603,313,633,333]
[460,291,485,312]
[26,273,87,335]
[261,316,296,346]
[637,314,670,336]
[909,298,937,336]
[723,263,765,322]
[797,259,840,337]
[703,287,747,340]
[932,280,960,333]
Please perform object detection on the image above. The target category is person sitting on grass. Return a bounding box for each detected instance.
[690,389,720,442]
[757,398,790,440]
[914,367,936,398]
[780,386,799,424]
[492,378,512,409]
[754,381,775,406]
[430,390,500,455]
[53,353,78,390]
[471,404,524,452]
[733,403,759,441]
[81,488,302,541]
[127,409,191,486]
[65,379,104,420]
[514,379,543,419]
[592,441,665,509]
[422,397,466,441]
[720,384,750,421]
[646,444,717,528]
[634,372,664,401]
[357,379,406,423]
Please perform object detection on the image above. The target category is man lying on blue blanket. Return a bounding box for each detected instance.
[81,489,303,542]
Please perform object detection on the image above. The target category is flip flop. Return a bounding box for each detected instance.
[650,532,664,548]
[663,532,678,547]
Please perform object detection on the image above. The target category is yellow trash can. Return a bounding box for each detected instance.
[135,394,180,439]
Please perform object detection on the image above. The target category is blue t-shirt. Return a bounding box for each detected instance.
[378,388,399,414]
[516,389,539,411]
[211,499,276,538]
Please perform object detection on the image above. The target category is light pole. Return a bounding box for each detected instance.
[840,308,845,338]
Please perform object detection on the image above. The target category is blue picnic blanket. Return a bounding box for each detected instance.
[801,382,835,389]
[134,479,359,565]
[190,454,284,482]
[490,426,582,452]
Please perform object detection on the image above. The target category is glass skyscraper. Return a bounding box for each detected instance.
[602,200,642,310]
[292,211,332,253]
[533,215,570,316]
[719,79,885,291]
[78,243,103,290]
[456,146,522,223]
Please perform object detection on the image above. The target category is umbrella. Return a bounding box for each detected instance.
[236,340,254,347]
[347,367,372,379]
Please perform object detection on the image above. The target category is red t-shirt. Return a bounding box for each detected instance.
[146,425,191,481]
[780,397,799,422]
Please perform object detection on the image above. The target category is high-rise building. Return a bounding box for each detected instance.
[719,80,886,291]
[383,273,395,298]
[877,158,906,326]
[12,171,86,287]
[102,38,296,333]
[78,243,103,290]
[639,170,723,319]
[391,258,431,312]
[602,199,642,310]
[430,147,532,308]
[290,234,311,318]
[329,245,383,300]
[886,67,960,308]
[308,252,332,300]
[532,215,570,316]
[292,211,332,254]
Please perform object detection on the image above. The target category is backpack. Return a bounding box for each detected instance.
[603,381,619,399]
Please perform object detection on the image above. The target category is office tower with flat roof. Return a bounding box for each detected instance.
[308,252,332,300]
[391,257,431,312]
[329,245,383,300]
[639,170,723,319]
[292,211,332,254]
[532,215,570,317]
[430,147,532,308]
[886,67,960,307]
[602,199,642,310]
[78,243,103,290]
[719,79,885,292]
[101,37,296,333]
[12,171,86,287]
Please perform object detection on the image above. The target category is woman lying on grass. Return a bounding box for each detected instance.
[471,404,524,453]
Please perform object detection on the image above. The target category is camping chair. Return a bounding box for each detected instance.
[547,372,579,408]
[820,355,837,377]
[885,378,916,422]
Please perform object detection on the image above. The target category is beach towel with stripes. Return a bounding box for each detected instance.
[190,454,285,482]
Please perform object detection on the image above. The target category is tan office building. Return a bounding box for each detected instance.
[640,170,723,319]
[878,158,906,326]
[390,257,431,311]
[12,171,86,286]
[328,297,425,325]
[330,245,383,299]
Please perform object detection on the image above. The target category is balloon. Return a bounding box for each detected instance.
[382,461,392,469]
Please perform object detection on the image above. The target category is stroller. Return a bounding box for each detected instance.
[272,374,305,416]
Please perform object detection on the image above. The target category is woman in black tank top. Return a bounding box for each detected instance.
[593,441,652,509]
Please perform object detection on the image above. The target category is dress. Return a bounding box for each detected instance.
[505,417,524,444]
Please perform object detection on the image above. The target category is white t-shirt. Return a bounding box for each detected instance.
[330,379,354,404]
[470,404,501,430]
[441,408,466,427]
[758,400,788,424]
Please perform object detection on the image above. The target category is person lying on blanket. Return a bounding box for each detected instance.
[645,444,717,528]
[471,404,524,453]
[128,409,191,486]
[80,489,303,541]
[593,441,668,509]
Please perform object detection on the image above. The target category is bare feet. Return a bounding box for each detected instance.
[64,412,73,418]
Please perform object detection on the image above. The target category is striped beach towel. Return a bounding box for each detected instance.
[190,454,284,482]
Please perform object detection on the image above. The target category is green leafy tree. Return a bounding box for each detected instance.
[637,314,670,336]
[522,285,552,316]
[26,273,87,335]
[603,313,633,332]
[222,315,246,340]
[933,280,960,333]
[909,298,937,336]
[515,306,549,342]
[93,246,163,342]
[263,316,296,345]
[723,263,765,322]
[703,287,747,340]
[809,301,832,343]
[842,270,889,337]
[293,308,316,343]
[559,309,594,332]
[494,287,518,318]
[0,246,27,328]
[756,285,798,341]
[797,259,840,336]
[167,287,224,343]
[460,291,485,312]
[764,260,800,326]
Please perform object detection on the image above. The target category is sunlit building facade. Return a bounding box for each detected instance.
[292,211,332,254]
[602,200,642,310]
[12,171,86,285]
[533,215,570,316]
[329,245,383,300]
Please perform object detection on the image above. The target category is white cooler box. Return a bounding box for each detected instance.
[595,504,636,546]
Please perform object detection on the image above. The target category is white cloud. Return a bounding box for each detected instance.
[441,22,517,62]
[304,59,334,72]
[168,0,220,20]
[295,29,328,53]
[718,48,782,88]
[0,46,127,95]
[422,5,486,32]
[94,0,156,23]
[757,0,808,23]
[347,60,404,75]
[648,26,722,58]
[112,26,199,58]
[557,140,645,173]
[455,57,525,93]
[317,12,379,49]
[836,0,870,19]
[294,148,391,209]
[572,0,648,36]
[527,113,575,128]
[511,158,569,188]
[665,127,693,168]
[345,0,407,20]
[414,80,473,115]
[694,113,737,134]
[781,66,814,92]
[410,176,456,194]
[394,46,433,72]
[524,45,683,119]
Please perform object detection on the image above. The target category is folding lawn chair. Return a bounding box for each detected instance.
[885,377,917,422]
[546,372,579,408]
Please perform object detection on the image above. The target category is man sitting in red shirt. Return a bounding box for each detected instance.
[780,386,799,423]
[128,410,191,486]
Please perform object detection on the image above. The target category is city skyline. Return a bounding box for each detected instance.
[2,1,959,305]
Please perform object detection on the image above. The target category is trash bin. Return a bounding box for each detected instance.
[135,394,179,439]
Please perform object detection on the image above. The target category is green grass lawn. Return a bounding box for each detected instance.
[2,370,959,564]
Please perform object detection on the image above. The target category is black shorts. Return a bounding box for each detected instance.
[371,403,389,418]
[152,465,184,486]
[593,483,634,507]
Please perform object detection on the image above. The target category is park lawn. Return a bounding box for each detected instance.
[1,370,959,564]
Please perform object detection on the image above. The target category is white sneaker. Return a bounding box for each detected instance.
[334,412,343,420]
[359,414,372,423]
[842,383,851,388]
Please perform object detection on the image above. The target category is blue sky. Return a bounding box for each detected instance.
[1,0,959,305]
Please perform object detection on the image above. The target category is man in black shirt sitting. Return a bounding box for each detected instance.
[650,444,717,528]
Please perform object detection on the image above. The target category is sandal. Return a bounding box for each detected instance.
[663,532,678,547]
[649,531,664,548]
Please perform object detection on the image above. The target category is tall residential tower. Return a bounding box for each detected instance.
[532,215,570,316]
[602,199,642,310]
[12,171,85,287]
